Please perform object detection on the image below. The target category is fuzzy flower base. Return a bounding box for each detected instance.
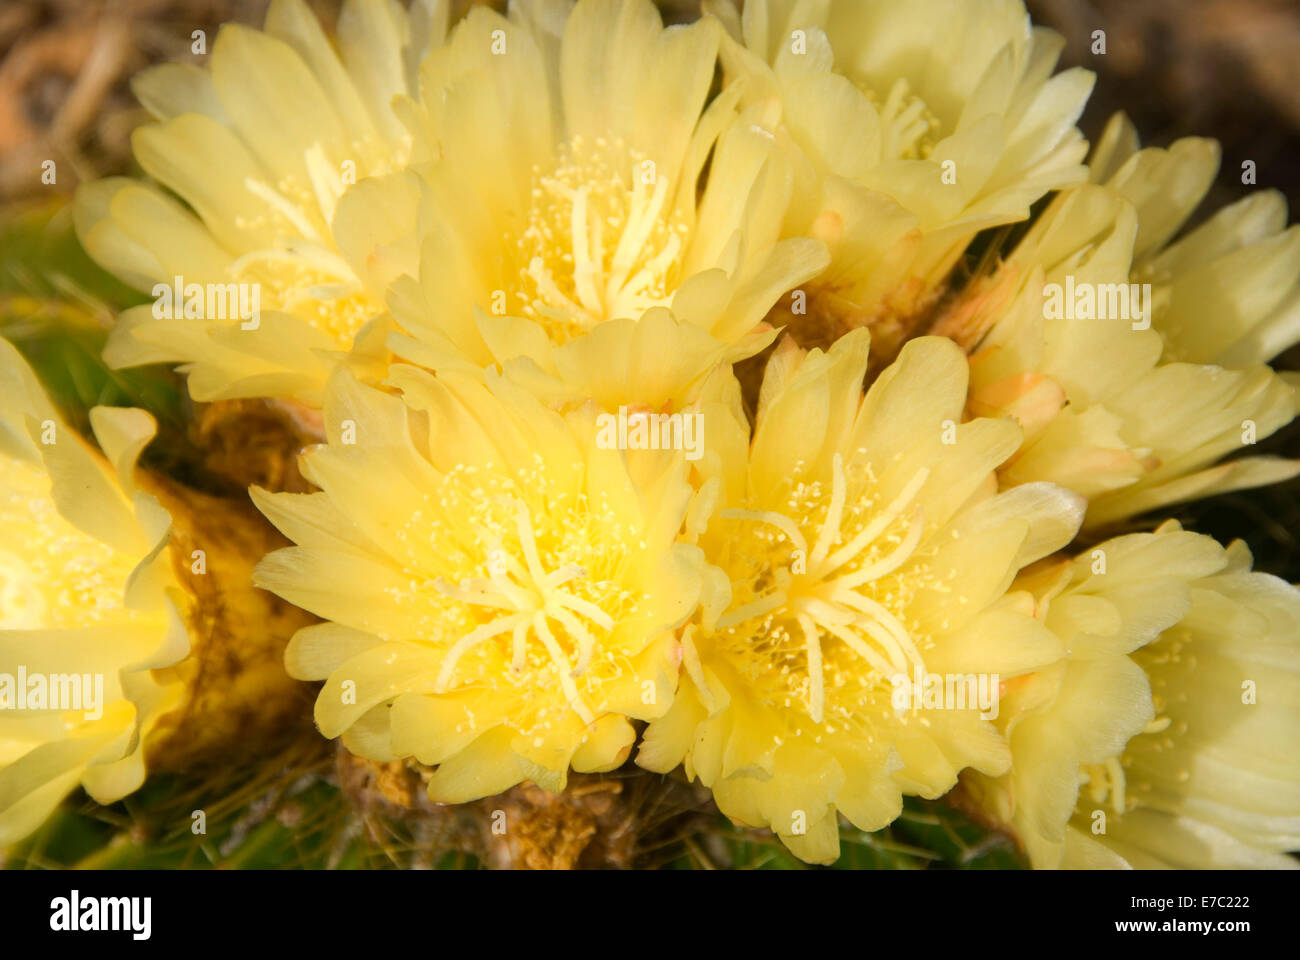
[334,747,712,869]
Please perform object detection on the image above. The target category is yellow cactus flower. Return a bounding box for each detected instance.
[75,0,451,406]
[972,521,1300,869]
[638,328,1085,863]
[252,362,704,802]
[0,338,189,845]
[384,0,829,410]
[1090,114,1300,368]
[703,0,1093,363]
[945,113,1299,527]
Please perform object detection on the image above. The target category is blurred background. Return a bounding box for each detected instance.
[1,0,1298,577]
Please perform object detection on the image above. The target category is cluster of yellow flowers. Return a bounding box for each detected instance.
[3,0,1298,868]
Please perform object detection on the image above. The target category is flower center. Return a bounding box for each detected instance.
[226,146,383,344]
[855,78,943,161]
[1078,627,1188,821]
[0,547,46,630]
[0,461,135,630]
[703,454,932,725]
[432,499,618,725]
[1079,715,1172,818]
[395,468,643,731]
[509,136,689,342]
